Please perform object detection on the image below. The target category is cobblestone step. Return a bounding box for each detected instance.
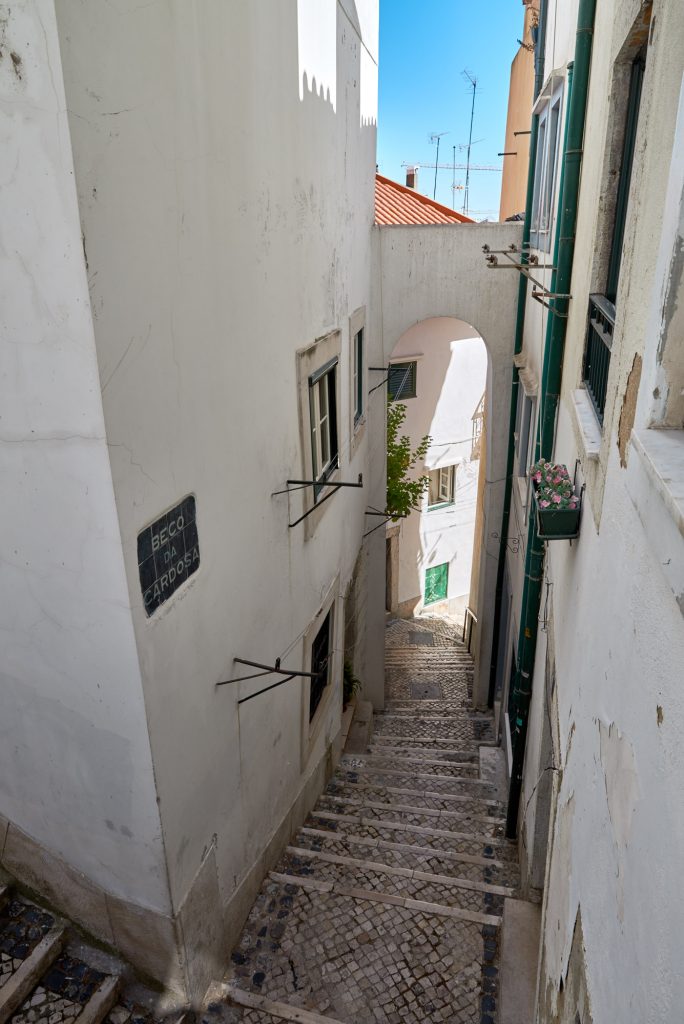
[308,809,508,850]
[368,742,479,761]
[279,849,507,919]
[326,777,505,815]
[316,793,505,835]
[302,815,517,864]
[336,765,499,795]
[294,828,521,890]
[0,924,66,1024]
[341,753,479,778]
[227,877,490,1023]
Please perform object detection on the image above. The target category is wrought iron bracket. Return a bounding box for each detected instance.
[272,474,364,529]
[217,656,318,705]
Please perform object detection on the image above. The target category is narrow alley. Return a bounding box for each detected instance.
[210,618,517,1023]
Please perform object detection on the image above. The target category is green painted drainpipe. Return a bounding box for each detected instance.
[487,0,547,705]
[506,0,597,840]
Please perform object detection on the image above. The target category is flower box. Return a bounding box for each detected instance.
[531,460,582,540]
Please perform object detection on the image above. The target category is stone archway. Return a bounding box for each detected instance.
[372,220,522,705]
[387,316,487,627]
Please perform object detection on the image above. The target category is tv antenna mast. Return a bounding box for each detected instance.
[429,132,449,199]
[462,70,478,216]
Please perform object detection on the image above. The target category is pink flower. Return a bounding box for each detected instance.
[539,499,550,508]
[551,493,562,504]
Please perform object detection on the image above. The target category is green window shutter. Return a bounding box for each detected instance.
[388,362,417,401]
[425,563,448,605]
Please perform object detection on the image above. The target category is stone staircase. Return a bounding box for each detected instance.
[0,875,183,1024]
[208,617,518,1023]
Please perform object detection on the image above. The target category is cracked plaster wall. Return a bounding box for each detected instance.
[512,2,684,1020]
[0,2,169,913]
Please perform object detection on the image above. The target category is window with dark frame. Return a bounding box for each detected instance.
[582,48,645,426]
[309,358,339,497]
[353,328,364,425]
[309,608,332,721]
[388,361,417,401]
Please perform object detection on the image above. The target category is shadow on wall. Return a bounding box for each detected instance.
[387,317,487,622]
[3,0,383,1006]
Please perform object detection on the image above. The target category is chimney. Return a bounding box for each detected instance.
[405,166,418,190]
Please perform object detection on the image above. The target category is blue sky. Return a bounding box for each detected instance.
[377,0,523,220]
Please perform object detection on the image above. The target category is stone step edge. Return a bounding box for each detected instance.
[0,924,66,1024]
[219,981,345,1024]
[269,872,501,928]
[339,765,494,786]
[342,753,478,771]
[320,793,505,827]
[75,975,121,1024]
[310,809,510,848]
[374,716,491,724]
[286,845,515,897]
[299,826,509,871]
[369,743,479,758]
[336,778,504,809]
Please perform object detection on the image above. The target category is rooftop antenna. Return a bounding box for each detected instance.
[429,131,449,200]
[452,145,456,208]
[462,70,478,216]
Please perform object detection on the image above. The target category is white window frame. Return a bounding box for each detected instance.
[309,357,338,494]
[514,387,537,479]
[531,82,563,252]
[428,465,455,509]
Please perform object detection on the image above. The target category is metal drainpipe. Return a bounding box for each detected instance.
[506,0,596,840]
[487,0,548,706]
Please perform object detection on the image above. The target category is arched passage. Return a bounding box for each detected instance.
[372,220,522,705]
[386,317,487,623]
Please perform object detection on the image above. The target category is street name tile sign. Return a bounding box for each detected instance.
[137,495,199,616]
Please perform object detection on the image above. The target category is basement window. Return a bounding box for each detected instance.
[309,608,332,721]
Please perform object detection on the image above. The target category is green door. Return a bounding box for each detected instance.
[425,562,448,605]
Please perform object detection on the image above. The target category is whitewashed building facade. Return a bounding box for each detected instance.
[0,0,384,1001]
[491,0,684,1019]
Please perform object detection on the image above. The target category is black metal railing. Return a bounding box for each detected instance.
[583,294,615,425]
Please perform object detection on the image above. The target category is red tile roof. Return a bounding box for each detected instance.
[375,174,475,225]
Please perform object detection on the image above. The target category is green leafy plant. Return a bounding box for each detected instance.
[386,401,430,521]
[343,660,362,707]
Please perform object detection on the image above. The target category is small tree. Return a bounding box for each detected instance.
[386,401,430,521]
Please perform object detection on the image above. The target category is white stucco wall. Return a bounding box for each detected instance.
[504,0,684,1019]
[387,318,487,615]
[374,222,522,703]
[0,2,168,912]
[52,0,382,926]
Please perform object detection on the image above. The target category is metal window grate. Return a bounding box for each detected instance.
[309,609,332,720]
[583,294,615,425]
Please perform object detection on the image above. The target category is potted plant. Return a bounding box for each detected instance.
[343,660,362,709]
[530,459,581,539]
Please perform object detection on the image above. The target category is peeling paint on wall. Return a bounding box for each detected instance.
[617,353,642,466]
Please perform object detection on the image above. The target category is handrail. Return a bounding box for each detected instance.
[463,606,478,652]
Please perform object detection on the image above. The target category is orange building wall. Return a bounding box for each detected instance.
[499,1,538,221]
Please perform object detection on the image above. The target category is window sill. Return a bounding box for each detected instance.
[572,389,602,460]
[427,501,454,512]
[626,428,684,616]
